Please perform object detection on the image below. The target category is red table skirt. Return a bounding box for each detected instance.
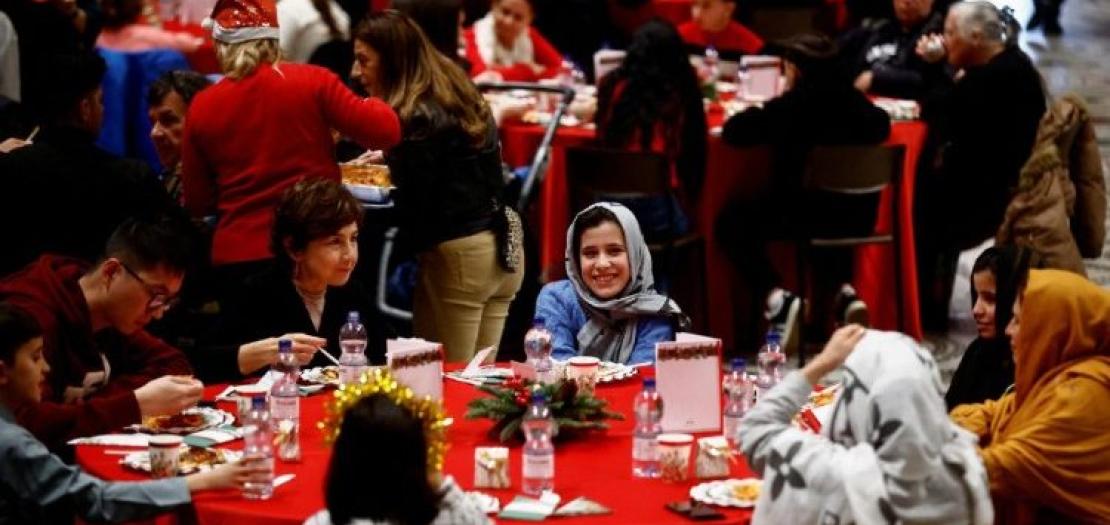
[499,118,926,350]
[77,370,755,525]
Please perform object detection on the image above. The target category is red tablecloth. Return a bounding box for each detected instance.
[499,113,926,350]
[77,370,755,525]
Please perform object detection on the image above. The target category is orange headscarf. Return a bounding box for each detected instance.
[951,269,1110,524]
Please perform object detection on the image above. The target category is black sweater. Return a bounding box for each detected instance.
[0,127,177,276]
[921,46,1046,250]
[945,337,1014,410]
[191,266,389,383]
[838,13,951,100]
[387,107,504,253]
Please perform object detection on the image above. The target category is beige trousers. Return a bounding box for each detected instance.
[413,230,524,363]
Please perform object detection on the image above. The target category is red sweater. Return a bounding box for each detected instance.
[678,21,764,55]
[463,26,563,82]
[0,256,194,450]
[181,63,401,265]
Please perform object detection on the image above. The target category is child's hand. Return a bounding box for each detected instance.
[802,325,866,384]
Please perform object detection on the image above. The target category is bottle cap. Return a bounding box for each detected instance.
[531,391,546,403]
[251,395,266,410]
[532,317,545,328]
[765,330,781,345]
[642,377,656,389]
[347,311,360,323]
[731,358,746,371]
[278,339,292,353]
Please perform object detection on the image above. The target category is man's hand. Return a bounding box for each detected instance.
[0,138,31,154]
[853,71,874,92]
[135,375,203,417]
[915,34,946,63]
[238,333,324,374]
[802,324,866,384]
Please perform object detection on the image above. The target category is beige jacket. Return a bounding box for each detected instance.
[997,94,1106,275]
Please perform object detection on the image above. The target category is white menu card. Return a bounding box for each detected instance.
[387,338,444,401]
[739,55,783,101]
[655,333,722,433]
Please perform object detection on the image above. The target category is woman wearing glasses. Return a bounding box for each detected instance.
[192,179,388,383]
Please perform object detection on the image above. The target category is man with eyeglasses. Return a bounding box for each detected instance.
[0,215,202,452]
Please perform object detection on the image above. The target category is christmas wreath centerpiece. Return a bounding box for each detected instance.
[465,376,624,443]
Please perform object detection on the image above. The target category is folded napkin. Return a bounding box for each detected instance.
[69,426,242,448]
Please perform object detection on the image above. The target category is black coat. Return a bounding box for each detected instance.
[838,13,951,100]
[387,109,504,253]
[0,127,177,276]
[919,46,1046,250]
[945,337,1015,409]
[191,265,389,384]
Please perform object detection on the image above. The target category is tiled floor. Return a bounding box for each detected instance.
[929,0,1110,380]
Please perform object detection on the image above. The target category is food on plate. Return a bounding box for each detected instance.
[731,480,761,502]
[178,447,229,472]
[320,367,339,381]
[143,412,206,431]
[808,383,841,407]
[341,163,392,187]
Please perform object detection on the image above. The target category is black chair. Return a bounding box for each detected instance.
[748,6,828,40]
[794,144,906,364]
[564,146,706,331]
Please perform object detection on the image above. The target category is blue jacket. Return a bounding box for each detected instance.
[535,280,674,365]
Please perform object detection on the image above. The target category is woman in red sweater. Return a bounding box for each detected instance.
[181,0,401,271]
[463,0,563,82]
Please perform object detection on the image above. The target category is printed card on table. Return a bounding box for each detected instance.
[655,333,722,433]
[387,338,444,401]
[739,55,783,101]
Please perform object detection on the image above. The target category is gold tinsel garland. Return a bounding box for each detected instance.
[317,368,450,475]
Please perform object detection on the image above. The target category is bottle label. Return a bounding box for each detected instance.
[724,415,741,441]
[523,453,554,479]
[633,436,658,461]
[270,396,299,420]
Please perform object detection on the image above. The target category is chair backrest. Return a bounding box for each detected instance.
[749,7,825,41]
[564,146,672,215]
[802,144,905,195]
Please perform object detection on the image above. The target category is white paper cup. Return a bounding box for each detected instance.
[148,435,183,478]
[657,433,695,482]
[567,356,601,395]
[235,385,269,422]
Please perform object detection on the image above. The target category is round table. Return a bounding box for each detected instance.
[77,368,756,524]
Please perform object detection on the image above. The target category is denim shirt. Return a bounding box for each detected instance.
[535,280,674,365]
[0,406,190,524]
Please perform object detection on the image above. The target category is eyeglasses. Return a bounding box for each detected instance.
[118,261,180,312]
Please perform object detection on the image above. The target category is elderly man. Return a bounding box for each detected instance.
[913,0,1045,330]
[839,0,951,100]
[0,216,203,452]
[147,70,211,204]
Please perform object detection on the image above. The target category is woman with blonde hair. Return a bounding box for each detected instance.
[950,269,1110,524]
[351,10,523,363]
[182,0,401,285]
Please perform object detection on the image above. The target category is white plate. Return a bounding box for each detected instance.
[129,407,234,435]
[689,478,761,508]
[596,362,637,384]
[302,366,341,385]
[121,446,242,475]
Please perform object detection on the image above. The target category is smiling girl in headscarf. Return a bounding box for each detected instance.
[533,202,685,365]
[740,326,994,525]
[950,269,1110,524]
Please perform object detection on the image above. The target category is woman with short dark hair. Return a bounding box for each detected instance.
[192,179,387,383]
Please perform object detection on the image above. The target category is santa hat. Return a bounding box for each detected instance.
[203,0,280,44]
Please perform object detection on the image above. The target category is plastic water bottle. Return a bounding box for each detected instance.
[632,377,663,478]
[338,311,369,385]
[736,60,750,99]
[270,339,301,462]
[755,331,786,402]
[521,393,555,496]
[704,45,721,82]
[723,358,754,446]
[241,396,274,500]
[524,319,555,384]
